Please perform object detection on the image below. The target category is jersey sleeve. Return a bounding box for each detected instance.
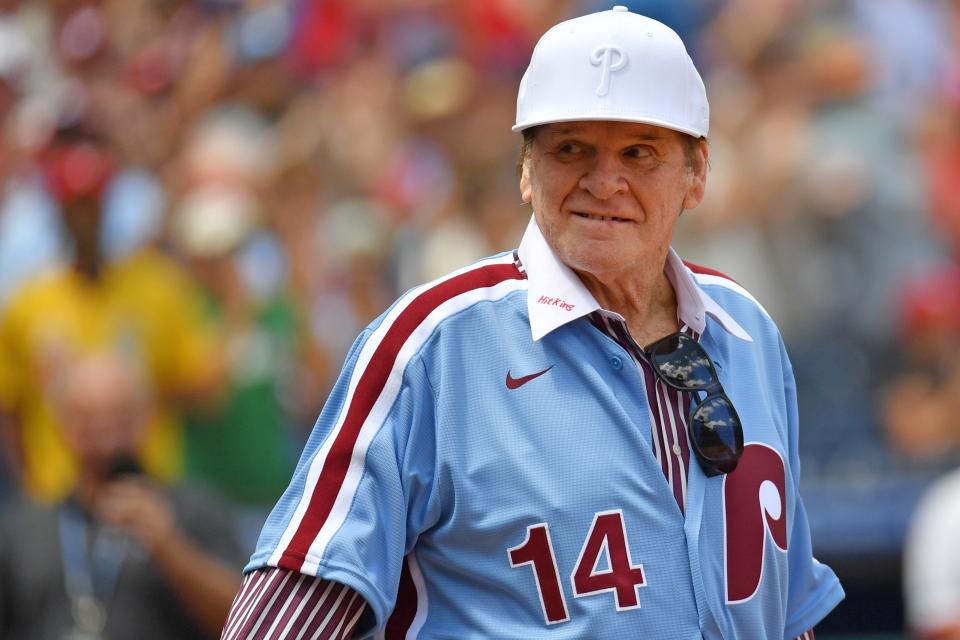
[244,325,441,633]
[780,339,845,638]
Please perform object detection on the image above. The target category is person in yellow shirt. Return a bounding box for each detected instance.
[0,129,220,501]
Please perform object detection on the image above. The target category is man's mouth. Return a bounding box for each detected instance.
[573,211,631,223]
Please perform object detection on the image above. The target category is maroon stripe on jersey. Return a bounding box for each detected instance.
[599,315,619,347]
[282,262,525,569]
[253,571,302,637]
[221,569,367,640]
[647,371,673,483]
[223,569,282,639]
[588,312,606,335]
[341,595,367,636]
[223,570,269,638]
[299,581,348,637]
[670,386,692,472]
[222,572,256,636]
[655,380,685,510]
[608,319,639,361]
[231,569,297,638]
[288,579,343,637]
[320,590,361,640]
[512,250,527,276]
[665,385,692,498]
[263,573,311,639]
[385,558,418,640]
[645,369,668,473]
[682,260,739,285]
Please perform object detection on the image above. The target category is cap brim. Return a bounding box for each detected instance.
[512,114,706,138]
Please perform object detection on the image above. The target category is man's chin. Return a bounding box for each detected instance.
[562,251,633,280]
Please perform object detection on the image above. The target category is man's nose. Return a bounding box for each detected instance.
[578,153,628,199]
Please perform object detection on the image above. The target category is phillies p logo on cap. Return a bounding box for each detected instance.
[590,45,628,97]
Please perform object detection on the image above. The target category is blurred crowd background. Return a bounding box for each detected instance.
[0,0,958,636]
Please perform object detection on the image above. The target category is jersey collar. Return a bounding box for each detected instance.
[517,215,753,343]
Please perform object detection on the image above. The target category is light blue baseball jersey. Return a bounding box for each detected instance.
[247,217,844,638]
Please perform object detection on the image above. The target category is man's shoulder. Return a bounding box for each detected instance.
[365,251,529,339]
[684,260,767,313]
[684,260,780,330]
[678,259,793,364]
[0,496,58,547]
[1,267,73,315]
[682,260,739,284]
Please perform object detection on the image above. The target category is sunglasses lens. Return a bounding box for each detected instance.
[649,334,716,390]
[690,394,743,469]
[648,333,744,476]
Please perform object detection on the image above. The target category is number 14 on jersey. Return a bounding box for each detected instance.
[507,509,647,625]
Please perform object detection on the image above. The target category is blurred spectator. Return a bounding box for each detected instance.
[852,0,953,130]
[883,266,960,468]
[887,12,960,626]
[0,351,242,639]
[171,184,302,513]
[0,127,220,501]
[904,466,960,639]
[882,7,960,470]
[309,197,394,374]
[0,177,63,306]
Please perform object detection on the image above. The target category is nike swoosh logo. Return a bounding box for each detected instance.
[506,366,554,389]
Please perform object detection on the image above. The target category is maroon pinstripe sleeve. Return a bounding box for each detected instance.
[221,567,367,640]
[795,631,815,640]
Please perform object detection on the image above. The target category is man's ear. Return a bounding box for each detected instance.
[520,159,532,204]
[682,139,709,210]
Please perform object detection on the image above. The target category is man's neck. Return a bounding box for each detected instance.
[575,267,679,348]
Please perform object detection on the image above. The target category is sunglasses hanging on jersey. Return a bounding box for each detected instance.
[646,332,744,477]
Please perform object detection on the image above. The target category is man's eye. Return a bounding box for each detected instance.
[558,143,582,154]
[625,146,653,159]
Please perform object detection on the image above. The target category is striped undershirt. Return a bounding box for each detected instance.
[221,568,364,640]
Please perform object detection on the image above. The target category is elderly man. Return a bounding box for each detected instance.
[222,7,843,639]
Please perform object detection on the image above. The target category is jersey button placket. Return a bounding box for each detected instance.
[610,354,624,370]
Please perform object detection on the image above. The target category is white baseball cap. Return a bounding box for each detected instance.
[514,6,709,138]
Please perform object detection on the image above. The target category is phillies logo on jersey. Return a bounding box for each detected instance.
[723,443,788,603]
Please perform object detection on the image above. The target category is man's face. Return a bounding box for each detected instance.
[520,121,707,281]
[57,357,146,477]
